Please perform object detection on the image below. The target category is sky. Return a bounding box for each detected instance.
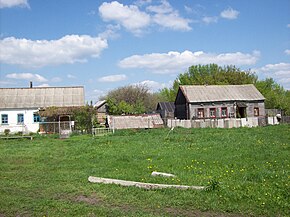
[0,0,289,103]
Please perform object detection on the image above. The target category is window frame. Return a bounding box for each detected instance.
[221,107,228,118]
[17,113,24,125]
[1,114,8,124]
[197,108,205,119]
[33,113,40,123]
[254,107,259,117]
[209,108,216,118]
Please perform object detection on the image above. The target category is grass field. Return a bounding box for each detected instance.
[0,125,289,216]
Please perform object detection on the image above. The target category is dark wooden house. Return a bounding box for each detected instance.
[156,102,175,119]
[175,84,265,120]
[94,100,108,124]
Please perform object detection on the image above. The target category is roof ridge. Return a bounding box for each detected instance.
[0,86,84,90]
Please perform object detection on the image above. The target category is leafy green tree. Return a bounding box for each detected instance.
[72,106,97,133]
[159,64,257,101]
[105,84,160,114]
[255,78,290,114]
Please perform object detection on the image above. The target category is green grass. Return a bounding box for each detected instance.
[0,125,289,216]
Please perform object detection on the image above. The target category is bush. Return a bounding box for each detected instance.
[4,129,10,136]
[16,131,23,136]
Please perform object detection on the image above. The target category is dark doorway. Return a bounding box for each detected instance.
[237,107,246,118]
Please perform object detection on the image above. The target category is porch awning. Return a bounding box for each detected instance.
[237,102,247,107]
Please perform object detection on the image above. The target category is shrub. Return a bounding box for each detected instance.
[4,129,10,136]
[16,131,23,136]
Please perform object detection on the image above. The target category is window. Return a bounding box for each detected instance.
[210,108,216,118]
[254,107,259,116]
[17,113,24,124]
[197,108,204,118]
[1,114,8,124]
[221,107,227,118]
[33,113,40,122]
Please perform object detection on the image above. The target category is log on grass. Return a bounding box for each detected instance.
[88,176,205,190]
[151,171,176,177]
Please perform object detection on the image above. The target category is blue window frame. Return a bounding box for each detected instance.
[1,114,8,124]
[17,113,24,124]
[33,113,40,122]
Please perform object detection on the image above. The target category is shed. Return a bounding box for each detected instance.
[94,100,108,124]
[156,102,175,119]
[175,84,265,120]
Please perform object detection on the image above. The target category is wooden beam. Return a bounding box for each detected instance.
[88,176,205,190]
[0,136,33,140]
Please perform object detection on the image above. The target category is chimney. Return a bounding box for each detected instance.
[30,81,33,88]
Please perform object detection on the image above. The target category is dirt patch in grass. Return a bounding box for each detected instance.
[75,194,104,205]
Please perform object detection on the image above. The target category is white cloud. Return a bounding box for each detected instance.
[147,0,191,31]
[0,35,108,68]
[90,89,108,101]
[259,63,290,72]
[285,49,290,55]
[152,12,191,31]
[6,73,48,82]
[134,79,172,92]
[98,24,121,40]
[119,50,260,74]
[256,63,290,89]
[184,5,193,14]
[98,74,127,82]
[134,0,152,7]
[146,0,173,14]
[220,7,239,19]
[287,24,290,28]
[0,0,29,8]
[99,1,151,35]
[202,16,218,24]
[99,1,191,35]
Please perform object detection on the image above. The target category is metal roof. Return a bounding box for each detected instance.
[157,102,175,112]
[0,86,85,109]
[94,100,106,108]
[179,84,265,103]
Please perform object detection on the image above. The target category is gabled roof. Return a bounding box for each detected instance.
[0,86,85,109]
[94,100,106,109]
[157,102,175,112]
[178,84,265,103]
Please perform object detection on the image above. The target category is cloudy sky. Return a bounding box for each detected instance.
[0,0,289,102]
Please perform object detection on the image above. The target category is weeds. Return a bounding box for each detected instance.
[205,179,220,192]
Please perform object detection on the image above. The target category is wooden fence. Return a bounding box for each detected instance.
[166,117,281,129]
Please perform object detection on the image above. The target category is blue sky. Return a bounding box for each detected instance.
[0,0,289,102]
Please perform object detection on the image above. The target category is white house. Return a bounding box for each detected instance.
[0,85,84,134]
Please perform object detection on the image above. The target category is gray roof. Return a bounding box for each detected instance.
[157,102,175,112]
[0,86,85,109]
[179,84,265,103]
[94,100,106,108]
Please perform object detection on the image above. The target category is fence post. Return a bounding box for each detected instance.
[112,118,115,134]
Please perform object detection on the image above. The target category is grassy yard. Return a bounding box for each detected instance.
[0,125,289,216]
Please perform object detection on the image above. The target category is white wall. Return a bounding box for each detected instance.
[0,109,40,134]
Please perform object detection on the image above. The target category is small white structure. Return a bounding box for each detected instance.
[0,85,84,134]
